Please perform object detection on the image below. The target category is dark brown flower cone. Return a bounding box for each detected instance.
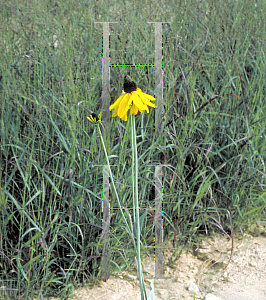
[123,75,137,93]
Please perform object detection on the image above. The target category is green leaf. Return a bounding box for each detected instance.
[147,277,155,300]
[133,211,147,238]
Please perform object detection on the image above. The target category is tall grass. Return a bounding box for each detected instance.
[1,0,266,299]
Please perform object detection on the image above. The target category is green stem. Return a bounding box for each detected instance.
[97,124,136,250]
[97,117,146,299]
[130,114,147,300]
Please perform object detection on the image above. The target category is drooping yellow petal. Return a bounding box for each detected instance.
[121,111,128,121]
[135,88,155,101]
[118,93,132,118]
[142,95,156,107]
[112,108,118,117]
[109,92,126,111]
[132,93,147,111]
[135,89,156,109]
[130,103,140,115]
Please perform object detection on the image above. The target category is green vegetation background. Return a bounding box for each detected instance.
[0,0,265,298]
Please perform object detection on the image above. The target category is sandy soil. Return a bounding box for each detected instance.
[39,224,266,300]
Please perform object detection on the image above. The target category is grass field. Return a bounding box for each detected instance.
[1,0,266,299]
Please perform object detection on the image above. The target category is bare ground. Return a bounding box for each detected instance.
[41,224,266,300]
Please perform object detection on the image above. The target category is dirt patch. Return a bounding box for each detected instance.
[41,226,266,300]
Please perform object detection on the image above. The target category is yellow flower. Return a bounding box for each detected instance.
[87,112,102,124]
[109,75,156,121]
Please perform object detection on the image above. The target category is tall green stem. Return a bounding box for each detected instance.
[97,124,136,249]
[97,117,147,299]
[130,114,147,300]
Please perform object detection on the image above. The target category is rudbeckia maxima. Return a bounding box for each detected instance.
[109,75,156,121]
[87,112,102,124]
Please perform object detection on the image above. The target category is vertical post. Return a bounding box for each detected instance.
[102,23,110,150]
[155,22,163,277]
[99,21,118,281]
[153,22,170,279]
[102,165,110,281]
[154,165,163,278]
[155,22,163,137]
